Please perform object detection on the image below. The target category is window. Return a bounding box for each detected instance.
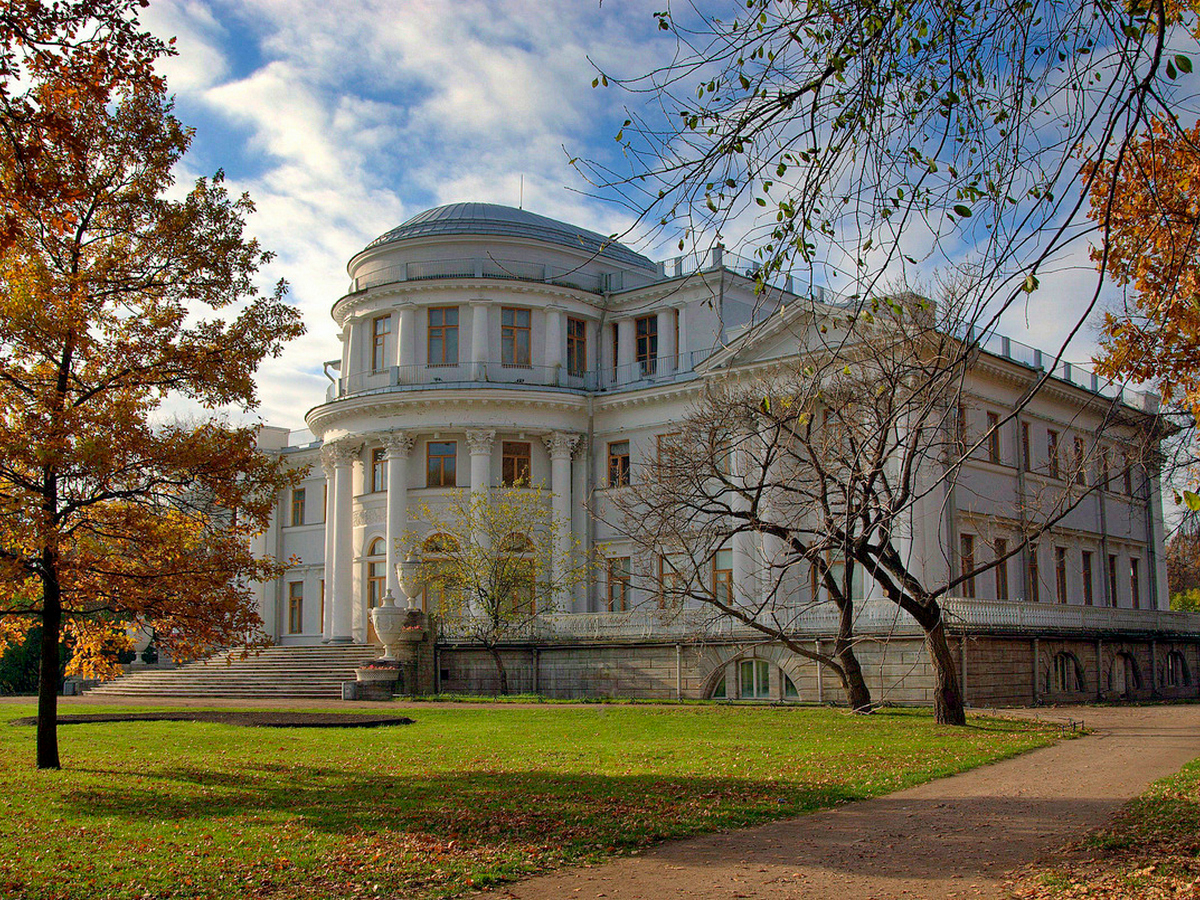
[960,534,976,599]
[955,402,967,455]
[1028,543,1040,603]
[371,447,386,493]
[1100,446,1111,488]
[1050,652,1084,693]
[1047,429,1060,479]
[427,441,457,488]
[657,555,682,609]
[610,325,619,379]
[1021,422,1031,472]
[371,314,391,372]
[1166,651,1190,687]
[567,317,587,376]
[501,441,531,486]
[1082,551,1094,606]
[367,538,386,611]
[1130,557,1141,610]
[1073,436,1086,485]
[1123,453,1135,495]
[635,314,658,374]
[712,548,734,604]
[994,538,1008,600]
[290,488,306,527]
[501,307,531,367]
[986,411,1001,464]
[1055,546,1068,604]
[608,440,630,487]
[810,560,821,600]
[712,674,727,699]
[422,534,462,615]
[288,582,303,634]
[428,307,459,366]
[739,659,771,699]
[607,557,630,611]
[672,308,680,370]
[1108,554,1120,607]
[499,533,536,615]
[656,432,681,478]
[783,672,800,699]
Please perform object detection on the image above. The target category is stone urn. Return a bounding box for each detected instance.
[370,590,407,661]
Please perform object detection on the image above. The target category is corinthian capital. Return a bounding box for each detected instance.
[543,431,581,459]
[466,429,496,455]
[322,439,362,467]
[380,431,415,458]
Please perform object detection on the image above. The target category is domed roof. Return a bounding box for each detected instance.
[363,202,658,271]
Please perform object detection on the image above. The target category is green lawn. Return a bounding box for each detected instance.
[1014,755,1200,899]
[0,704,1059,900]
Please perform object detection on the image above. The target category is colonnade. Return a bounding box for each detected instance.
[319,429,581,643]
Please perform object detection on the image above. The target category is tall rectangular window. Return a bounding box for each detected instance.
[1131,557,1141,609]
[1100,446,1111,488]
[656,432,680,478]
[608,440,630,487]
[960,534,976,599]
[290,488,306,527]
[428,307,459,366]
[1082,551,1095,606]
[986,411,1001,464]
[371,314,391,372]
[1073,436,1087,485]
[501,307,531,367]
[635,315,658,374]
[1123,452,1135,495]
[607,557,630,611]
[371,447,386,493]
[501,441,531,486]
[740,659,770,699]
[610,325,619,380]
[658,555,681,609]
[567,317,587,376]
[956,402,967,455]
[288,582,304,635]
[994,538,1008,600]
[1047,429,1060,479]
[1029,543,1040,602]
[1055,546,1068,603]
[712,548,734,604]
[1021,422,1031,472]
[1109,554,1120,607]
[673,308,680,369]
[427,441,457,488]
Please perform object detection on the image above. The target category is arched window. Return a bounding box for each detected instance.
[1165,651,1191,688]
[708,659,803,702]
[1109,652,1141,695]
[422,533,461,614]
[1049,652,1085,693]
[366,538,386,611]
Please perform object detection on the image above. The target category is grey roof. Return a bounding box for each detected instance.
[363,202,658,271]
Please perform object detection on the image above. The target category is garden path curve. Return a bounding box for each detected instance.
[488,705,1200,900]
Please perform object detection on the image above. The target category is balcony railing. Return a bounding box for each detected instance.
[324,350,712,402]
[349,256,626,295]
[436,598,1200,644]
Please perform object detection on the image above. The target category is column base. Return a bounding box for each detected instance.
[326,636,354,644]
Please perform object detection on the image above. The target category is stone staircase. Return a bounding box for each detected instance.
[83,645,382,700]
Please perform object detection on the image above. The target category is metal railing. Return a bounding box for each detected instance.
[436,597,1200,644]
[348,256,622,295]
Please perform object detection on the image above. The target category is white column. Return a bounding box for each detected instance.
[321,450,336,640]
[329,440,361,642]
[544,432,581,604]
[656,308,675,374]
[382,432,415,603]
[470,301,489,378]
[396,302,415,380]
[617,317,636,383]
[675,304,689,371]
[466,429,495,497]
[730,437,756,606]
[544,305,564,383]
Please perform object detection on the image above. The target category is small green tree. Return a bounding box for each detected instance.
[401,486,597,695]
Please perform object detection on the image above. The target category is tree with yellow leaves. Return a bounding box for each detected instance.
[0,2,305,769]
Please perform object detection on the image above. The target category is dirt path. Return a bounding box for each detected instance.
[488,706,1200,900]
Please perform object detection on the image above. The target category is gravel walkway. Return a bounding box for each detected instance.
[487,705,1200,900]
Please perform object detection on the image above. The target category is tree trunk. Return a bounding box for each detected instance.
[488,646,509,696]
[37,580,62,770]
[925,619,966,726]
[834,596,872,712]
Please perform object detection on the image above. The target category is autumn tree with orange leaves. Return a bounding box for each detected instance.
[0,2,305,769]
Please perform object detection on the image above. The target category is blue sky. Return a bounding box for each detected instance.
[141,0,1119,434]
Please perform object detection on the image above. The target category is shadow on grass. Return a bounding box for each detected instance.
[61,764,860,849]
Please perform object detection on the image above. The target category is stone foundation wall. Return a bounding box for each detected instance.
[435,632,1200,707]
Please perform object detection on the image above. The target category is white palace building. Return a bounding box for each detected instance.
[248,202,1200,707]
